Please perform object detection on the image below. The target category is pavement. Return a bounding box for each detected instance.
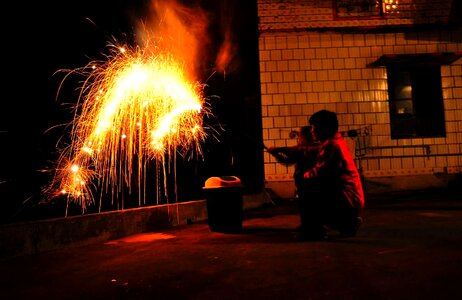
[1,189,462,300]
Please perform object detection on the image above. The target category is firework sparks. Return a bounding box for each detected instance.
[49,39,209,212]
[43,0,223,214]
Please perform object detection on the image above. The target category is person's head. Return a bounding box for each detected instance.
[308,110,339,142]
[297,125,314,145]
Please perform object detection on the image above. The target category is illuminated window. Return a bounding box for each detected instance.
[370,52,462,139]
[382,0,399,14]
[386,65,445,139]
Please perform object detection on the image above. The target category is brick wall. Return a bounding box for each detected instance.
[258,0,455,32]
[258,0,462,195]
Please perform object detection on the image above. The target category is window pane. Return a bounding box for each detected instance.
[387,65,445,139]
[412,66,446,137]
[391,99,413,116]
[392,85,412,100]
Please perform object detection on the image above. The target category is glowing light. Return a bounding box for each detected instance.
[105,232,176,244]
[44,0,219,213]
[48,38,210,211]
[383,0,399,13]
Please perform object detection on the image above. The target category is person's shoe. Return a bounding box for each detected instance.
[339,217,363,237]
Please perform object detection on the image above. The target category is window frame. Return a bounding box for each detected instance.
[386,64,446,139]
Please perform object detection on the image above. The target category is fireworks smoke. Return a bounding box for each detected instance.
[47,0,212,213]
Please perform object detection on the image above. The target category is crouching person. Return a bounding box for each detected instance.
[267,126,319,232]
[298,110,365,241]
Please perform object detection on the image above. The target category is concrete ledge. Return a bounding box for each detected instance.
[0,200,208,259]
[0,192,272,259]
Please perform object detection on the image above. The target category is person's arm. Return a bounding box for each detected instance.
[303,141,342,179]
[267,146,299,164]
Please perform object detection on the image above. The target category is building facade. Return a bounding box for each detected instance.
[258,0,462,197]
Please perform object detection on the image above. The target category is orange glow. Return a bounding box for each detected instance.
[105,232,176,244]
[215,31,235,74]
[47,1,212,212]
[383,0,399,13]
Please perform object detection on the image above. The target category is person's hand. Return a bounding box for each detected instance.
[267,146,277,154]
[304,170,315,179]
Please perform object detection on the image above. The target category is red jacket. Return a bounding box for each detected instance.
[304,133,364,212]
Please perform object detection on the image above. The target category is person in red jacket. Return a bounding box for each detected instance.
[298,109,365,241]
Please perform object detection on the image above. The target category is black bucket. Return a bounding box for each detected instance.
[203,176,243,233]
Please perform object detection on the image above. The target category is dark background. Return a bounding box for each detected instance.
[0,0,263,223]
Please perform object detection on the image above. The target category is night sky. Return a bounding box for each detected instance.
[0,0,262,223]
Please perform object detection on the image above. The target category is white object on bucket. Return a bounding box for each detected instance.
[204,176,242,189]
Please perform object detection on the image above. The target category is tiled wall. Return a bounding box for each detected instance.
[258,2,462,189]
[258,0,455,32]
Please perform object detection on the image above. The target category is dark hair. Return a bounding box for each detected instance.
[309,110,338,138]
[300,125,313,142]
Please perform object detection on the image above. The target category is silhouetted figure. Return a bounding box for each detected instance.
[267,125,319,230]
[298,110,364,241]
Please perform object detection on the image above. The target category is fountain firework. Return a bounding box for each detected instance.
[46,1,215,213]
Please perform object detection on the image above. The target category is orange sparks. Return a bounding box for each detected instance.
[50,38,209,211]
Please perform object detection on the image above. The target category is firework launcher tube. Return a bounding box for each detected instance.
[203,176,243,233]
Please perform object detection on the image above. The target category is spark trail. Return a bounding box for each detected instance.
[49,40,209,212]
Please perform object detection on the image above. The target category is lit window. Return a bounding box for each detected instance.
[386,65,445,139]
[370,52,461,139]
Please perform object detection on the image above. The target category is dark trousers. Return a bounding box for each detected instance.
[298,181,359,234]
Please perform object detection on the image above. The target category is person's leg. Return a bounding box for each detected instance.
[296,182,327,241]
[325,203,363,237]
[338,216,363,237]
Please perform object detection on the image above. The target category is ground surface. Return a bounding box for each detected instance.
[1,190,462,300]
